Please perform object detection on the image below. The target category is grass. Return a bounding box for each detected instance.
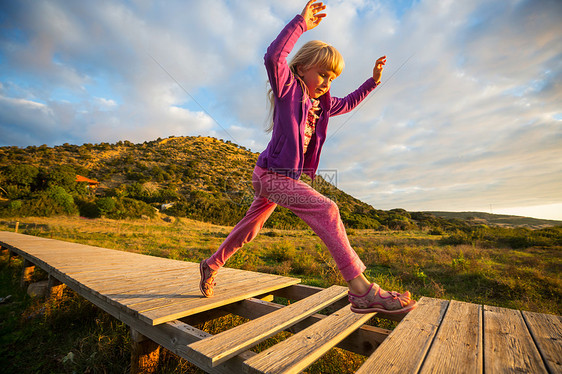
[0,215,560,373]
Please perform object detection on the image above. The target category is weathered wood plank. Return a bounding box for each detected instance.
[128,270,268,311]
[76,268,193,297]
[483,305,548,373]
[0,232,301,328]
[218,296,390,357]
[140,276,301,326]
[243,303,376,374]
[41,260,257,374]
[521,310,562,374]
[356,297,449,374]
[188,285,348,367]
[420,300,482,373]
[272,284,406,322]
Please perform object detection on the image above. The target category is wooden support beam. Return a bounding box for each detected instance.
[130,329,161,374]
[20,258,35,288]
[1,245,16,265]
[47,274,66,300]
[179,294,274,327]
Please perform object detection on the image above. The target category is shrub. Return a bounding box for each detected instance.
[2,164,39,187]
[76,198,100,218]
[104,198,156,220]
[8,200,22,211]
[48,186,76,214]
[96,197,116,216]
[263,242,297,263]
[4,185,29,199]
[20,189,78,216]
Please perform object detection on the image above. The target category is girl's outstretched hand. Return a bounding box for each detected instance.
[373,56,387,84]
[301,0,326,31]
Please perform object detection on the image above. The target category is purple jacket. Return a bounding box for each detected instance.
[256,14,378,180]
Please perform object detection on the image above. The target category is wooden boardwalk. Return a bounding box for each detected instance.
[1,231,561,373]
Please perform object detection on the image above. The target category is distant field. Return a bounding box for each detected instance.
[1,216,560,373]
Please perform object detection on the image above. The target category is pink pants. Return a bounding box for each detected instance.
[206,165,366,282]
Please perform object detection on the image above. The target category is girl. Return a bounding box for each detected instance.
[200,1,416,314]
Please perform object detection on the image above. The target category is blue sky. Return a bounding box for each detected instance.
[1,0,561,220]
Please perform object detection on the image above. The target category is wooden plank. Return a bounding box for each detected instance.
[521,310,562,374]
[129,270,268,311]
[41,262,256,374]
[75,267,193,295]
[0,232,259,374]
[218,297,390,357]
[356,297,449,374]
[483,305,548,373]
[420,300,482,373]
[139,276,301,326]
[72,270,190,293]
[63,260,189,275]
[188,285,349,367]
[44,266,193,302]
[272,284,406,322]
[243,303,376,374]
[0,231,301,327]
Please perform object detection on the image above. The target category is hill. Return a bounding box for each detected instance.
[1,136,560,235]
[426,211,562,229]
[0,136,420,230]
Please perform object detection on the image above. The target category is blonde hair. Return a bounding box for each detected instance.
[265,40,344,133]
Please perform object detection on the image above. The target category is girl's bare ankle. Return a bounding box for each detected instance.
[349,282,374,296]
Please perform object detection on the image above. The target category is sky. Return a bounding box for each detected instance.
[1,0,561,221]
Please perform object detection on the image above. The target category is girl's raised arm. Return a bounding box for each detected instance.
[301,0,326,31]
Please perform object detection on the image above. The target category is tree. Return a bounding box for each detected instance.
[3,164,39,187]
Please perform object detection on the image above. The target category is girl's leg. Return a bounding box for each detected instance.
[201,168,277,297]
[255,168,365,283]
[255,168,416,314]
[206,166,278,271]
[206,195,277,270]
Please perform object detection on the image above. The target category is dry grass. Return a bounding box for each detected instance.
[0,216,560,373]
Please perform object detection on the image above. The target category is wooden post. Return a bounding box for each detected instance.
[15,221,19,233]
[48,274,66,300]
[130,328,161,374]
[7,249,15,265]
[20,258,35,288]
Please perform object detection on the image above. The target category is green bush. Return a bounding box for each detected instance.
[96,197,116,215]
[2,164,39,187]
[4,185,30,199]
[7,200,22,211]
[48,186,76,214]
[12,189,78,217]
[103,197,156,219]
[76,198,100,218]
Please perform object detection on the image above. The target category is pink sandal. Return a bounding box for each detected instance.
[348,284,417,314]
[199,260,217,298]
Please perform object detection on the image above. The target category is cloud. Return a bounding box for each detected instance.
[0,0,561,218]
[316,0,562,215]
